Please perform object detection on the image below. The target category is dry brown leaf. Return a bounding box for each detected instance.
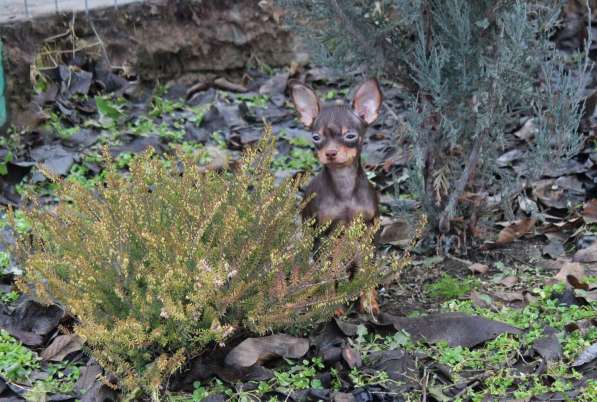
[554,261,585,284]
[518,195,539,214]
[575,289,597,303]
[382,158,396,172]
[514,118,538,142]
[581,89,597,125]
[572,343,597,368]
[41,334,83,362]
[542,240,565,259]
[341,346,362,369]
[492,290,525,302]
[185,81,210,100]
[225,334,309,368]
[470,290,493,309]
[500,275,518,288]
[565,319,596,335]
[496,218,536,245]
[564,0,597,17]
[532,180,568,209]
[566,274,589,290]
[524,292,538,304]
[379,312,521,347]
[334,318,360,337]
[468,263,489,274]
[74,361,103,395]
[213,77,248,93]
[332,392,357,402]
[582,200,597,224]
[573,242,597,263]
[532,327,562,362]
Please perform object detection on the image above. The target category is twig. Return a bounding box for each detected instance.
[70,12,76,59]
[438,128,484,233]
[284,272,351,298]
[584,0,593,63]
[213,77,248,93]
[36,42,103,58]
[384,102,400,122]
[488,249,536,270]
[421,367,429,402]
[453,380,479,398]
[84,10,111,65]
[438,28,499,233]
[445,252,473,267]
[42,29,71,43]
[422,0,433,56]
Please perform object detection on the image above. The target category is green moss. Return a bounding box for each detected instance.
[426,274,478,299]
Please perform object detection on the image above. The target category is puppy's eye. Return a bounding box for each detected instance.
[312,133,322,143]
[344,131,359,142]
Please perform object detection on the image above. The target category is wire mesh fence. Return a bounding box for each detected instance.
[0,0,142,23]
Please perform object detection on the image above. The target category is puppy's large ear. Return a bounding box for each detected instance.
[289,80,320,128]
[352,78,383,125]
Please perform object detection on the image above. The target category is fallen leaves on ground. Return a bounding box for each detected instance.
[532,327,562,362]
[554,261,585,284]
[0,299,64,346]
[225,334,309,368]
[543,239,565,259]
[573,343,597,367]
[468,263,489,274]
[41,334,84,362]
[378,312,522,347]
[573,242,597,263]
[581,199,597,224]
[495,218,536,245]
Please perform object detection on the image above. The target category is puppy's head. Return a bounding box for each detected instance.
[289,79,383,167]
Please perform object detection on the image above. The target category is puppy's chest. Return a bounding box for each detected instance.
[316,191,376,224]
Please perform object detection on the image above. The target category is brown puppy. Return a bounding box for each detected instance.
[289,78,382,315]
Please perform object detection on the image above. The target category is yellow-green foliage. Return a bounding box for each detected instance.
[15,127,383,397]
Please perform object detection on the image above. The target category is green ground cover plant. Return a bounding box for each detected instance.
[0,330,81,402]
[0,329,40,383]
[425,273,479,299]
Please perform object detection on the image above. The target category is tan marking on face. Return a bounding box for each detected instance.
[317,142,358,166]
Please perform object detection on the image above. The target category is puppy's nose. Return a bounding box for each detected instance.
[325,149,338,159]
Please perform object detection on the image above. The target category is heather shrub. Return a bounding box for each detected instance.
[14,127,386,399]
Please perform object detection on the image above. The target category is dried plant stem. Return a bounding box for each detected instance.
[438,130,484,233]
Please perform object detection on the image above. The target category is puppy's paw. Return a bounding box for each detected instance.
[358,288,380,316]
[334,306,347,317]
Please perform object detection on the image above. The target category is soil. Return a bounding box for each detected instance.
[0,0,299,132]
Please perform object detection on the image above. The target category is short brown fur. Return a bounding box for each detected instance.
[289,78,383,315]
